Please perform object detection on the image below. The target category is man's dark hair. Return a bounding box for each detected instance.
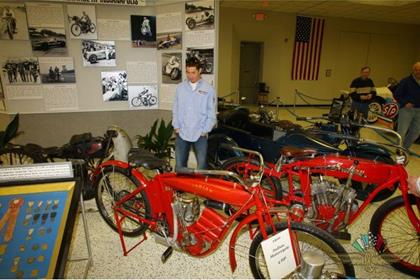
[361,66,371,72]
[186,57,201,70]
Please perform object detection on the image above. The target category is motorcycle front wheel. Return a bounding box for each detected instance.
[370,194,420,277]
[71,23,81,37]
[148,96,157,106]
[94,165,151,237]
[170,68,180,80]
[249,222,355,279]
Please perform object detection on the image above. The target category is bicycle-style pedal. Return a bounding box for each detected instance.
[161,246,173,263]
[332,231,351,241]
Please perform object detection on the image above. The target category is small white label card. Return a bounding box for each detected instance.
[261,228,298,279]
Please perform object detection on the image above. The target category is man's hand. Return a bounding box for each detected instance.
[360,95,367,100]
[405,102,414,109]
[201,133,208,137]
[366,94,372,100]
[175,128,180,134]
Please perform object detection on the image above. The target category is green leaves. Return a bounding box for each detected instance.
[0,114,21,150]
[137,119,175,159]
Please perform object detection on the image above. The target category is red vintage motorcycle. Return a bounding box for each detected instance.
[221,148,420,277]
[92,148,355,278]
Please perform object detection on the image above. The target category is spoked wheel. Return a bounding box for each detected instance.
[131,96,142,107]
[370,195,420,277]
[70,23,81,37]
[221,156,282,201]
[94,165,151,237]
[148,96,157,106]
[249,222,355,279]
[0,148,36,165]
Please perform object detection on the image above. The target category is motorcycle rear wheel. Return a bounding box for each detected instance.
[148,96,157,106]
[94,165,151,237]
[89,23,96,33]
[370,194,420,277]
[249,222,355,279]
[131,97,142,107]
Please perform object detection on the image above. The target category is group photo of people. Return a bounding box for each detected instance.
[1,58,40,84]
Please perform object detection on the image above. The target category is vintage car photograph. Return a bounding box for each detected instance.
[185,0,214,31]
[29,27,67,56]
[82,40,116,67]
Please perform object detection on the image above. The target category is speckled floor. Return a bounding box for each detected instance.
[65,107,419,279]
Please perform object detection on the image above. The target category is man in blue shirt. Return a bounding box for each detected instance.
[394,62,420,149]
[172,57,216,170]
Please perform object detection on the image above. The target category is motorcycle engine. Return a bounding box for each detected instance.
[173,192,200,226]
[308,176,358,231]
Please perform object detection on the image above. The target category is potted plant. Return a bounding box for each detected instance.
[136,119,175,159]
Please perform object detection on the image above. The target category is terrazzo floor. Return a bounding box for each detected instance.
[65,107,420,279]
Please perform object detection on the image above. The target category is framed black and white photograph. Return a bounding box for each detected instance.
[82,40,116,67]
[162,53,182,84]
[1,57,41,85]
[67,4,97,39]
[101,71,127,102]
[38,57,75,84]
[29,27,67,56]
[131,15,156,48]
[186,48,214,74]
[157,32,182,50]
[0,3,29,40]
[185,1,215,31]
[128,85,158,109]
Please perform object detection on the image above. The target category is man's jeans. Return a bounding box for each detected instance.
[398,107,420,149]
[175,135,208,170]
[351,101,369,118]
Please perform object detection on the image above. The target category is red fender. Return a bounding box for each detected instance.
[91,160,149,189]
[228,214,264,272]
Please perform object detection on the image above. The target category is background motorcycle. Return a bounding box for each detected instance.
[162,56,181,80]
[0,126,132,199]
[92,147,355,278]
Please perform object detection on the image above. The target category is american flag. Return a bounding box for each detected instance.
[291,16,325,80]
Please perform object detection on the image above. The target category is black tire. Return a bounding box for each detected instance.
[70,23,81,37]
[208,15,214,24]
[186,18,196,30]
[88,54,98,63]
[249,222,355,279]
[221,157,282,201]
[6,21,13,39]
[148,96,157,106]
[131,97,142,107]
[0,148,36,165]
[170,68,180,80]
[89,23,96,33]
[369,195,420,277]
[94,165,151,237]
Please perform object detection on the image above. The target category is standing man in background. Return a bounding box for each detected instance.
[394,62,420,149]
[349,66,376,118]
[172,57,216,170]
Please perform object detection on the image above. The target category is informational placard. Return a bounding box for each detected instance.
[184,30,215,48]
[126,61,157,84]
[43,84,79,111]
[0,162,73,182]
[260,229,298,279]
[159,84,176,111]
[156,12,182,33]
[5,85,44,100]
[97,19,130,41]
[26,3,65,29]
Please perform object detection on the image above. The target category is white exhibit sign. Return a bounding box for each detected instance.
[261,229,298,279]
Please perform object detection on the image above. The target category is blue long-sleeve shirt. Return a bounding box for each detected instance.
[393,74,420,108]
[172,79,216,142]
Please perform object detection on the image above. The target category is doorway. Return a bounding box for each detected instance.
[239,41,263,104]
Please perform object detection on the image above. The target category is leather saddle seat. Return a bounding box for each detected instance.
[128,148,168,170]
[280,146,317,158]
